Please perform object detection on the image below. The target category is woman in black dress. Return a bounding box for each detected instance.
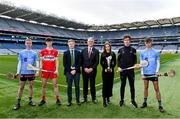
[100,41,116,107]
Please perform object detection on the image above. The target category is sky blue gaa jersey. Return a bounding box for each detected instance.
[18,49,39,74]
[140,48,160,75]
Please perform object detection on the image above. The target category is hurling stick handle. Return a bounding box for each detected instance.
[116,66,135,72]
[126,66,135,70]
[41,69,55,73]
[0,73,6,76]
[122,66,135,71]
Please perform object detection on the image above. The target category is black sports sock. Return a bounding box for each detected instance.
[17,98,21,105]
[158,100,162,106]
[29,97,32,103]
[144,98,147,103]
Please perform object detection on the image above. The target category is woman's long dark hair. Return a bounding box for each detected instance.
[103,41,112,56]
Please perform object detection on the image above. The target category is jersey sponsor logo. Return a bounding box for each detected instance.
[42,55,56,61]
[24,58,28,62]
[23,56,34,62]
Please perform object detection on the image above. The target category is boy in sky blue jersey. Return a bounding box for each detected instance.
[140,38,164,113]
[13,38,39,110]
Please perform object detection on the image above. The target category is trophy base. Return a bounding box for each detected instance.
[105,68,112,72]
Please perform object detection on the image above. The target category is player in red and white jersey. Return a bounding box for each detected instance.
[38,37,61,106]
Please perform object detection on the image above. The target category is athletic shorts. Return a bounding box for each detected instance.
[41,72,57,79]
[20,74,35,81]
[144,74,158,81]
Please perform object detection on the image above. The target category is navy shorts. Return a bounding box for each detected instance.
[144,74,158,81]
[20,74,35,81]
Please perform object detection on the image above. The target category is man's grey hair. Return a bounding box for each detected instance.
[87,37,95,41]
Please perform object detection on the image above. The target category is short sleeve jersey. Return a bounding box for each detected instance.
[140,48,160,75]
[40,48,58,71]
[18,49,39,74]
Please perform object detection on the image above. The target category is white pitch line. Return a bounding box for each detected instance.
[34,76,121,91]
[95,76,120,87]
[33,56,179,92]
[0,75,120,91]
[4,57,176,91]
[34,80,84,91]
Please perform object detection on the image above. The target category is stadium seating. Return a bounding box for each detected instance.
[178,46,180,53]
[1,17,180,39]
[162,45,178,53]
[153,45,164,52]
[0,17,180,54]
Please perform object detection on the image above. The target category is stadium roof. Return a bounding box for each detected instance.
[1,3,180,31]
[0,3,90,29]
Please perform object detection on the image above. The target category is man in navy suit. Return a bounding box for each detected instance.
[63,39,81,106]
[81,37,99,104]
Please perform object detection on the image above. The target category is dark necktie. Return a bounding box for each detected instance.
[71,50,74,67]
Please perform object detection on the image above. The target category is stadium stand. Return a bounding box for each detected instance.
[162,45,178,53]
[0,3,180,55]
[178,46,180,53]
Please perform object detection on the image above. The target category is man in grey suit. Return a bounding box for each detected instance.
[81,37,99,104]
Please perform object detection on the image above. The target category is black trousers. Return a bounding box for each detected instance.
[102,71,114,98]
[82,70,97,100]
[120,71,135,101]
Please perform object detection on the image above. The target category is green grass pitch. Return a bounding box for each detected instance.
[0,53,180,118]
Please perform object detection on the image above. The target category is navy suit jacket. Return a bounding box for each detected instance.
[63,49,81,75]
[81,47,99,70]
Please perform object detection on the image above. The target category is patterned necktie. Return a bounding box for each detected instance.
[88,48,92,58]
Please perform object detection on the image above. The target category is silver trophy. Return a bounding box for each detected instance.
[106,56,112,72]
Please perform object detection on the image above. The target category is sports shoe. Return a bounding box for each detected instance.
[38,100,46,106]
[119,100,124,107]
[140,102,147,108]
[159,106,164,113]
[29,101,36,106]
[81,98,87,103]
[13,103,20,110]
[56,100,61,106]
[131,101,138,108]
